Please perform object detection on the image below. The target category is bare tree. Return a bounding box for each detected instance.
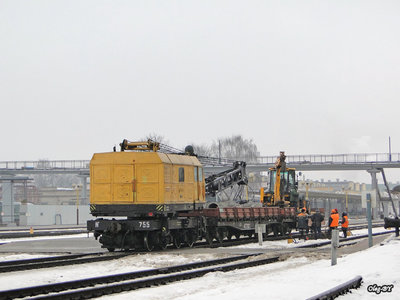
[190,143,213,157]
[141,133,169,144]
[210,135,259,162]
[32,174,80,188]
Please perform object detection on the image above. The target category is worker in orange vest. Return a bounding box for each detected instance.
[328,209,339,238]
[341,212,349,238]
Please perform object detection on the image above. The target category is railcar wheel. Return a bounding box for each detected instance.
[283,224,291,235]
[185,230,196,248]
[157,232,168,250]
[205,231,213,245]
[226,230,233,241]
[273,225,279,237]
[143,232,154,252]
[173,234,182,249]
[216,228,225,244]
[107,248,115,252]
[159,238,168,250]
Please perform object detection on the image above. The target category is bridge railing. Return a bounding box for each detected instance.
[1,153,400,170]
[0,160,90,170]
[256,153,400,165]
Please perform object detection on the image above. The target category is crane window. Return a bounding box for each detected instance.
[199,167,203,181]
[194,167,198,182]
[179,167,185,182]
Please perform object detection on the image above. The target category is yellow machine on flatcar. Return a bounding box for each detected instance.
[260,151,301,209]
[90,141,205,217]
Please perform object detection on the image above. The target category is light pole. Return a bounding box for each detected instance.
[305,181,312,211]
[342,186,349,213]
[73,184,82,225]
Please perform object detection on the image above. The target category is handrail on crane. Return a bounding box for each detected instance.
[120,139,160,152]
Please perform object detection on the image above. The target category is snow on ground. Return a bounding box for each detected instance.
[0,227,397,299]
[0,252,229,291]
[0,253,52,262]
[100,235,400,300]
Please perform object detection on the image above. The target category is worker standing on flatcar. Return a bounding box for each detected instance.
[341,212,349,238]
[328,209,339,238]
[297,208,309,240]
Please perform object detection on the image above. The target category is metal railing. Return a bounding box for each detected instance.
[257,153,400,165]
[0,160,90,170]
[0,153,399,171]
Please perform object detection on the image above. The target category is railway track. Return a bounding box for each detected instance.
[0,252,129,273]
[306,275,363,300]
[0,228,393,299]
[0,222,382,240]
[0,223,387,274]
[0,254,279,300]
[196,222,386,249]
[296,230,395,248]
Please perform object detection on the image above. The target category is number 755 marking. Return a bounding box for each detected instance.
[138,221,150,228]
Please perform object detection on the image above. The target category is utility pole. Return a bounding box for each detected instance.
[218,140,221,164]
[74,184,82,225]
[366,193,373,248]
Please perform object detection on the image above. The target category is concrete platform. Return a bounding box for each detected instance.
[0,236,106,254]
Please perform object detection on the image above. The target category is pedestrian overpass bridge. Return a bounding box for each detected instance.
[0,152,399,222]
[0,152,399,175]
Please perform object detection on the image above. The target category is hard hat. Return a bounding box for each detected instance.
[331,209,336,213]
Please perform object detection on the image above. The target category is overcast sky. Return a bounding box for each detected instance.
[1,1,399,182]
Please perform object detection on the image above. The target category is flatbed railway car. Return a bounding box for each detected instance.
[87,140,297,251]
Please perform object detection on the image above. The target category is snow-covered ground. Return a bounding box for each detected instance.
[100,235,400,300]
[0,228,398,299]
[0,251,230,291]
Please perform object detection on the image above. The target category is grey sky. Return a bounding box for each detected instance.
[1,1,399,182]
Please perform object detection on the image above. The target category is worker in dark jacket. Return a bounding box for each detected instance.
[341,212,349,238]
[297,208,309,240]
[328,209,339,238]
[311,210,324,239]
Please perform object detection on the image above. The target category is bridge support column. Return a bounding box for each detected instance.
[1,180,14,225]
[367,169,380,220]
[0,176,31,226]
[325,199,331,219]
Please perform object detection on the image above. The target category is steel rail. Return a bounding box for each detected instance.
[0,254,276,300]
[296,230,395,248]
[306,275,363,300]
[0,226,390,299]
[0,252,129,274]
[199,222,385,249]
[0,223,387,274]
